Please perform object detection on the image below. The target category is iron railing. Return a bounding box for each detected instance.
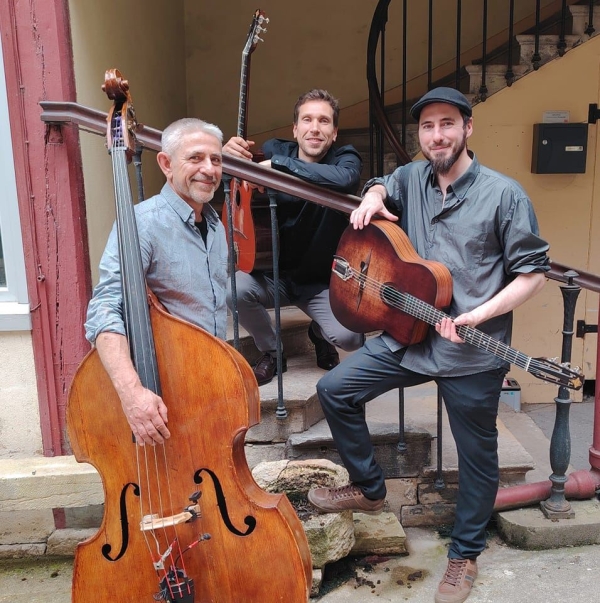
[41,97,600,514]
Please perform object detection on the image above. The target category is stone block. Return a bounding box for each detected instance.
[570,5,600,37]
[351,512,407,555]
[304,511,355,569]
[0,542,47,559]
[465,64,529,96]
[496,499,600,550]
[400,503,456,528]
[0,456,103,513]
[46,528,97,556]
[516,34,581,67]
[246,393,324,443]
[252,459,355,569]
[287,421,431,478]
[418,481,459,505]
[0,509,55,545]
[384,478,418,515]
[311,568,323,597]
[244,442,286,469]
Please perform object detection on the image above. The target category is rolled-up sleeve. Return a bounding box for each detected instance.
[362,167,407,212]
[500,195,550,276]
[84,224,126,344]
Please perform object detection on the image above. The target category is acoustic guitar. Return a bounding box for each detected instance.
[222,9,272,273]
[329,220,584,391]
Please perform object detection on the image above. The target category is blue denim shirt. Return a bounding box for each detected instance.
[363,153,550,376]
[85,183,228,343]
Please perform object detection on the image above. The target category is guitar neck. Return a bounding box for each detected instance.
[396,289,534,372]
[237,52,250,138]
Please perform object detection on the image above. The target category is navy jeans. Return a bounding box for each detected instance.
[316,335,506,559]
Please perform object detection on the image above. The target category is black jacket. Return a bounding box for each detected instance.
[262,138,362,289]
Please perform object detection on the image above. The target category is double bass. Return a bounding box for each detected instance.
[222,9,273,273]
[67,70,312,602]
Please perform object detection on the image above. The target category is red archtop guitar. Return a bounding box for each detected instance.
[329,220,584,391]
[222,9,272,273]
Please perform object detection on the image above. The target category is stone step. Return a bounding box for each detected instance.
[465,64,530,96]
[570,4,600,37]
[515,33,582,66]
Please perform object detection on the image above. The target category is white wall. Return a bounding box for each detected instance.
[0,332,42,456]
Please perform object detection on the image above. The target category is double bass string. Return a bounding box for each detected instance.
[111,123,187,584]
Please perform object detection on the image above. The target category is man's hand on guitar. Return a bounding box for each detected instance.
[223,136,255,160]
[351,185,398,229]
[436,312,480,344]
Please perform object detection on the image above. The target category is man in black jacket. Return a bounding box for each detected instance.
[223,89,363,385]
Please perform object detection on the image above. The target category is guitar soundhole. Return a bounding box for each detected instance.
[380,283,397,308]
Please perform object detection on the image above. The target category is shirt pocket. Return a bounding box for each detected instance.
[439,223,488,274]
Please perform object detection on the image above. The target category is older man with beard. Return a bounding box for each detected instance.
[307,88,550,603]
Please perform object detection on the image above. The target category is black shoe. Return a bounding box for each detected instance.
[253,352,288,386]
[308,321,340,371]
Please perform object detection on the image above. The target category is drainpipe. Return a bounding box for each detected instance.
[495,294,600,512]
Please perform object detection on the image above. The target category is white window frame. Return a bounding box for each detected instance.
[0,39,31,331]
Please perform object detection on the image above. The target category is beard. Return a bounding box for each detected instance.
[422,129,467,176]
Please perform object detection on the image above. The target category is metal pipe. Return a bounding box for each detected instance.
[590,294,600,471]
[495,468,600,512]
[479,0,488,101]
[455,0,462,89]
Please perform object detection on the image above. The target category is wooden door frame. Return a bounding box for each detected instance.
[0,0,91,455]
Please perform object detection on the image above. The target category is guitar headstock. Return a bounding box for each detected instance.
[530,357,585,391]
[244,9,269,56]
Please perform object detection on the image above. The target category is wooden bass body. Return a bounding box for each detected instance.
[67,298,312,602]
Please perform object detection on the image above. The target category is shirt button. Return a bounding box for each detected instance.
[432,218,439,224]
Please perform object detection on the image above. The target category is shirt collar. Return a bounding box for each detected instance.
[160,183,219,228]
[426,150,480,200]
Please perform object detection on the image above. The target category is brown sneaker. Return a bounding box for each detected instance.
[252,352,287,386]
[435,558,478,603]
[307,484,384,515]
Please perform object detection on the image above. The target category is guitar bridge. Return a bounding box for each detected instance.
[332,256,352,281]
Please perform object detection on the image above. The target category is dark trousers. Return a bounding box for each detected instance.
[316,335,506,559]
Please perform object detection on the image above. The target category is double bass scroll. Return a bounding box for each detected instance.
[67,68,312,603]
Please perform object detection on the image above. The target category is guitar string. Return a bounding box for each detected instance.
[342,264,529,366]
[335,260,573,384]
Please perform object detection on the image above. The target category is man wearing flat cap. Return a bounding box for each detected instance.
[308,87,550,603]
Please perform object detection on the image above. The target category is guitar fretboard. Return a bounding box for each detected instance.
[381,285,532,372]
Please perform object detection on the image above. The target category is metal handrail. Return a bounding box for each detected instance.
[40,99,600,294]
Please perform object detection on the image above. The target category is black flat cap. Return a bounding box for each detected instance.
[410,87,472,120]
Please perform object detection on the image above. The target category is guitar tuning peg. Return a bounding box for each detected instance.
[256,36,264,43]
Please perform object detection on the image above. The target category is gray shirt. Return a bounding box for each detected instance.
[364,152,550,376]
[85,183,228,343]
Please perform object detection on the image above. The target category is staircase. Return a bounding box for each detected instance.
[233,310,534,528]
[337,2,600,179]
